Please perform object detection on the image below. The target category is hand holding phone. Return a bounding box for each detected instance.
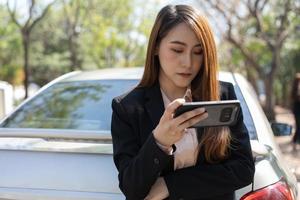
[153,98,208,147]
[174,100,240,128]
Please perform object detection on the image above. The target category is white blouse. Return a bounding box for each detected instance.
[160,89,199,169]
[145,89,199,200]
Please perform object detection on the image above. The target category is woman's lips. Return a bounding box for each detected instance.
[177,73,192,78]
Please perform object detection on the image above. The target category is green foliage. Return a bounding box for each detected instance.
[83,0,154,68]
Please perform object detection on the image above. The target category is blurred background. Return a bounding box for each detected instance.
[0,0,299,121]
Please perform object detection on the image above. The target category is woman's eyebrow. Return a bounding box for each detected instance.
[170,41,202,47]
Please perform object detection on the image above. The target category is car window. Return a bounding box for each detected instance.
[1,80,138,131]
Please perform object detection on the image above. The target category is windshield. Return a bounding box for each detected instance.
[1,80,138,131]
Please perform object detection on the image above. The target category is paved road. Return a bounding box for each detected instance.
[274,106,300,199]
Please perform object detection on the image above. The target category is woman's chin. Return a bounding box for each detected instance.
[174,82,190,89]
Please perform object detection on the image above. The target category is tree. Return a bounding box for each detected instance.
[278,24,300,107]
[61,0,91,71]
[1,0,158,89]
[201,0,299,120]
[0,5,22,85]
[6,0,56,98]
[83,0,135,68]
[84,0,156,68]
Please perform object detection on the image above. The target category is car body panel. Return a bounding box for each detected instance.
[0,187,123,200]
[0,149,122,200]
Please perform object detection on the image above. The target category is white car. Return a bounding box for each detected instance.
[0,67,297,200]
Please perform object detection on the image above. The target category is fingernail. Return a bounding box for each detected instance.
[184,89,190,96]
[178,98,185,103]
[198,107,205,112]
[204,112,209,118]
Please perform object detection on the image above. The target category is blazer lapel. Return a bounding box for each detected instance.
[144,82,165,129]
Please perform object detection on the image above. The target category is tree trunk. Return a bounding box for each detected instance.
[264,75,276,121]
[22,31,30,99]
[69,35,76,71]
[68,34,82,71]
[263,49,280,121]
[124,47,131,67]
[245,60,259,95]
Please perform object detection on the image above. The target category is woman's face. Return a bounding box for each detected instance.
[157,22,203,91]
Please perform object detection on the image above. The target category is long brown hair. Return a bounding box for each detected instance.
[138,4,231,163]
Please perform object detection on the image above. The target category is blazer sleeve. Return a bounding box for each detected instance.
[164,83,255,200]
[111,98,173,200]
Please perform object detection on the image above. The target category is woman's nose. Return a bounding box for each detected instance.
[181,53,192,68]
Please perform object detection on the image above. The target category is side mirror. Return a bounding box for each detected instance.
[270,122,293,136]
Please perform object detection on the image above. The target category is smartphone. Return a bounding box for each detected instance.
[174,100,240,128]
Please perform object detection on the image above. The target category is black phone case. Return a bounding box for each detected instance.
[174,100,240,128]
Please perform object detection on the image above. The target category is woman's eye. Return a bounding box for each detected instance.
[194,49,203,55]
[171,49,183,53]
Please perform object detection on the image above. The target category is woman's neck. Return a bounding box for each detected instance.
[159,80,187,101]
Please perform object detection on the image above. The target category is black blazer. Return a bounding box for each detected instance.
[111,81,255,200]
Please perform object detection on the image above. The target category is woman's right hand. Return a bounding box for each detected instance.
[153,98,208,147]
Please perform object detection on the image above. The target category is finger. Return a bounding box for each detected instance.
[165,98,185,118]
[184,89,192,102]
[178,111,208,130]
[173,107,206,125]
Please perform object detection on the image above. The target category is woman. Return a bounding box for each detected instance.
[291,73,300,150]
[111,4,254,200]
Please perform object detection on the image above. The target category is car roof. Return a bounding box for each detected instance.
[62,67,145,81]
[60,67,237,85]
